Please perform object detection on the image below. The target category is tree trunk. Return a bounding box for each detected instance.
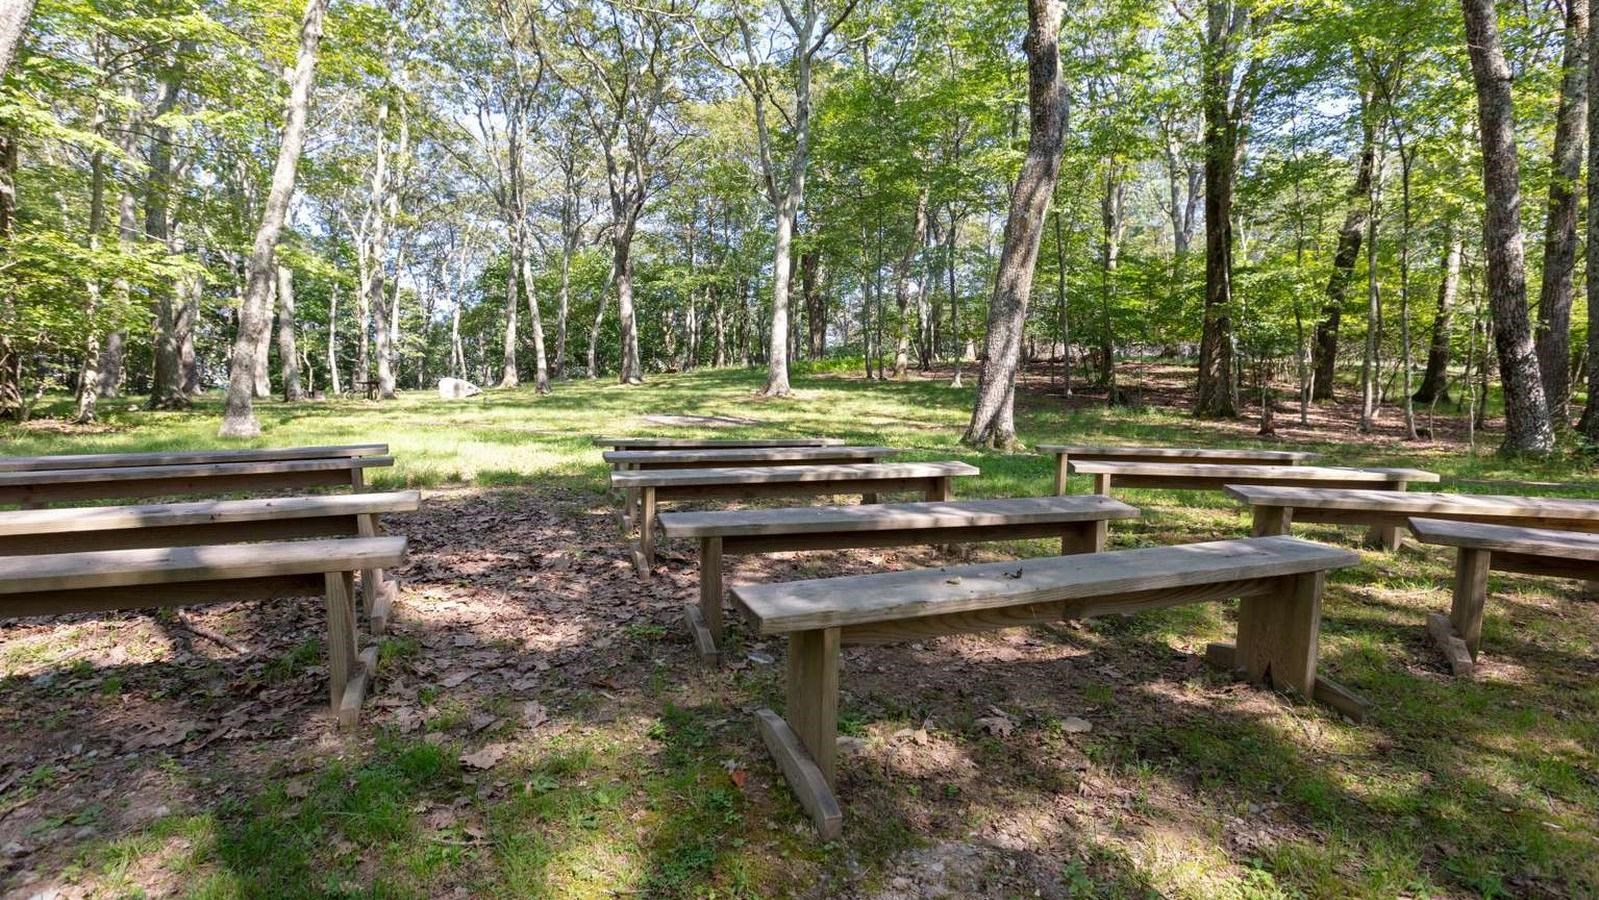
[892,187,930,379]
[220,0,330,437]
[801,247,824,359]
[253,278,274,398]
[327,283,342,394]
[74,96,108,425]
[1194,0,1243,418]
[1359,144,1382,431]
[615,220,643,384]
[1583,0,1599,439]
[1461,0,1555,454]
[1310,90,1375,401]
[147,52,188,409]
[499,240,519,387]
[0,0,37,81]
[963,0,1067,448]
[1536,0,1589,426]
[520,231,550,393]
[1098,168,1123,394]
[554,235,573,377]
[0,125,23,419]
[277,264,303,401]
[1414,230,1461,404]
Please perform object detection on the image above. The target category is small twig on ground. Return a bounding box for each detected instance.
[172,614,248,654]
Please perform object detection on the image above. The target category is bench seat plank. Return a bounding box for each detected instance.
[605,446,898,466]
[593,437,844,449]
[1039,445,1317,463]
[0,536,407,595]
[733,534,1358,635]
[660,496,1136,538]
[0,491,420,537]
[0,456,394,488]
[0,444,389,473]
[1071,461,1437,484]
[1227,485,1599,519]
[1408,517,1599,559]
[611,461,978,489]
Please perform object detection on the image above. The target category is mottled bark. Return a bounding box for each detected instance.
[0,0,37,81]
[277,264,303,401]
[220,0,330,437]
[1461,0,1555,453]
[963,0,1067,448]
[1536,0,1588,425]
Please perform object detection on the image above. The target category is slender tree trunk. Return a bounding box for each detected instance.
[1098,168,1123,395]
[587,258,610,379]
[801,247,824,359]
[500,237,519,387]
[327,283,342,394]
[1415,229,1462,404]
[615,218,643,384]
[554,237,573,376]
[97,154,132,400]
[0,123,23,419]
[74,102,108,425]
[1310,91,1376,401]
[1461,0,1555,453]
[253,277,274,398]
[148,52,188,408]
[1536,0,1589,426]
[1359,144,1382,432]
[277,264,303,401]
[1583,0,1599,439]
[1194,0,1243,418]
[1053,207,1069,396]
[963,0,1067,448]
[948,207,964,387]
[220,0,331,437]
[892,187,930,379]
[520,230,550,393]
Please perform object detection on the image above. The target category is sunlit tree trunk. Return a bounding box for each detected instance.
[277,264,303,401]
[0,0,37,81]
[1461,0,1555,454]
[220,0,331,437]
[1414,230,1461,404]
[963,0,1067,448]
[892,187,930,379]
[1310,87,1375,401]
[1584,0,1599,439]
[74,94,108,425]
[327,283,342,395]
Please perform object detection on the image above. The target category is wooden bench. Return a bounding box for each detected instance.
[0,536,406,727]
[1410,517,1599,677]
[1039,444,1318,494]
[349,379,378,401]
[0,491,420,634]
[731,535,1364,837]
[658,495,1141,661]
[611,461,981,575]
[0,456,394,509]
[1072,461,1440,550]
[604,445,900,471]
[1227,485,1599,552]
[0,444,389,473]
[593,437,845,450]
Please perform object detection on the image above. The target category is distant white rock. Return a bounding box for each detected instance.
[438,377,482,400]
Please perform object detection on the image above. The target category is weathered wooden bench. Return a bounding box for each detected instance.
[593,436,845,450]
[0,456,394,509]
[1227,485,1599,553]
[0,444,388,473]
[1072,461,1440,550]
[0,536,406,727]
[604,445,900,471]
[0,491,420,634]
[1410,517,1599,677]
[610,461,981,575]
[658,495,1141,661]
[731,535,1363,837]
[1038,444,1318,494]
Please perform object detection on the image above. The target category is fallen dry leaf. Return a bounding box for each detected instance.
[460,743,512,770]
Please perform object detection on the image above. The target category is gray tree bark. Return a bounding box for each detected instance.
[1535,0,1588,426]
[1414,230,1462,404]
[277,264,303,401]
[0,0,37,81]
[892,187,930,379]
[1310,86,1375,401]
[1461,0,1555,453]
[220,0,331,437]
[962,0,1067,448]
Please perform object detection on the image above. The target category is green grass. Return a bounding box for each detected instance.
[9,365,1599,897]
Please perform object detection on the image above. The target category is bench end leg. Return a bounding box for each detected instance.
[756,708,843,840]
[338,646,379,729]
[685,604,719,664]
[1205,640,1371,723]
[1427,612,1475,677]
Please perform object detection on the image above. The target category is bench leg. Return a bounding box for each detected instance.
[324,571,359,719]
[862,493,879,504]
[1235,572,1322,698]
[1364,481,1407,550]
[635,487,657,577]
[357,512,384,632]
[758,627,842,838]
[686,536,723,663]
[1251,505,1292,538]
[1449,547,1491,660]
[1092,473,1113,496]
[924,476,953,503]
[1060,520,1104,554]
[1053,453,1070,495]
[350,467,367,494]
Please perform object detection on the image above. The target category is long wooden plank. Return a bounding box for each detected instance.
[659,496,1139,539]
[0,536,407,594]
[593,437,844,449]
[612,461,979,489]
[604,446,898,465]
[0,444,389,473]
[1039,445,1318,464]
[1227,485,1599,518]
[0,491,420,537]
[731,535,1358,634]
[1071,461,1438,483]
[0,573,326,618]
[1409,517,1599,560]
[0,456,394,487]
